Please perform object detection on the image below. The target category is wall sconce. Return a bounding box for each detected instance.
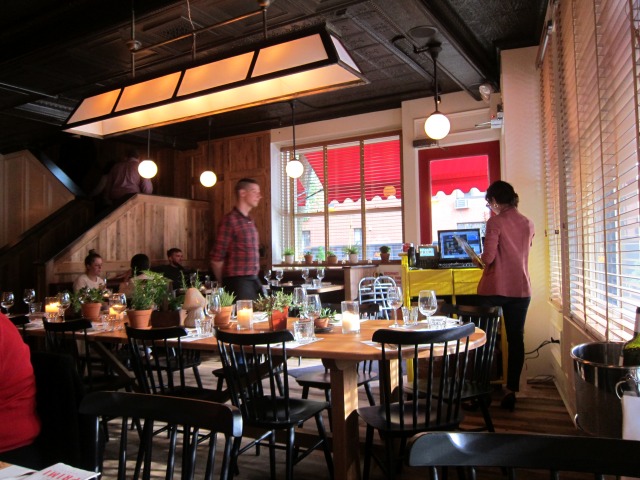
[63,25,366,138]
[423,43,450,141]
[138,130,157,179]
[286,100,304,179]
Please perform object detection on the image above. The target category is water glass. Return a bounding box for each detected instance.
[293,320,314,344]
[29,302,42,313]
[341,301,360,334]
[236,300,253,330]
[1,291,15,315]
[409,306,420,326]
[195,317,212,336]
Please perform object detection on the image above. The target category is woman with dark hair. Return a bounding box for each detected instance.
[72,249,104,292]
[477,180,534,411]
[118,253,151,298]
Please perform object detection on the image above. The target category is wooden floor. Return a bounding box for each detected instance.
[102,354,582,479]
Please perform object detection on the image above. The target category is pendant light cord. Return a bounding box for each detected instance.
[430,44,442,112]
[291,100,296,161]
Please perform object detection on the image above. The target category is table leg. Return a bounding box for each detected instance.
[323,358,360,480]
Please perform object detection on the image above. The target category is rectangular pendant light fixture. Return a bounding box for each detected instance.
[63,25,366,138]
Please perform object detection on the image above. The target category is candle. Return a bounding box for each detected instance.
[237,308,253,329]
[342,311,360,333]
[45,302,59,313]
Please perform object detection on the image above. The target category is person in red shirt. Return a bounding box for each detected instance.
[210,178,263,300]
[0,312,40,456]
[477,180,535,411]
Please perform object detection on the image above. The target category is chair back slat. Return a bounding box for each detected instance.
[43,318,93,381]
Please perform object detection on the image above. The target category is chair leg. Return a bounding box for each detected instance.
[362,426,375,480]
[314,412,334,480]
[364,383,376,406]
[192,366,203,389]
[285,427,295,480]
[479,396,495,432]
[384,435,396,480]
[301,386,310,399]
[269,431,277,480]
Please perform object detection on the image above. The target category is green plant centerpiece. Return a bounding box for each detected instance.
[72,286,107,321]
[214,288,236,327]
[254,290,292,331]
[316,306,338,329]
[128,270,171,328]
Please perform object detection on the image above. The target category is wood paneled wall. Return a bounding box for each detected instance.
[0,150,75,248]
[47,195,211,285]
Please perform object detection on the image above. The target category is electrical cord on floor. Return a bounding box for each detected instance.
[525,338,560,359]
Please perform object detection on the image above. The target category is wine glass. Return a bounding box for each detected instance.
[301,268,310,285]
[206,293,221,326]
[109,293,127,317]
[274,269,284,286]
[418,290,438,326]
[305,294,322,332]
[317,267,325,284]
[386,286,403,328]
[1,292,15,315]
[292,287,307,317]
[57,291,71,322]
[23,288,36,310]
[264,269,272,286]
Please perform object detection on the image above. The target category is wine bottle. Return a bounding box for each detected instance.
[622,307,640,366]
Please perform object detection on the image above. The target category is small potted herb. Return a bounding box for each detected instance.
[303,250,313,265]
[379,245,391,263]
[214,288,237,326]
[344,245,360,263]
[326,250,338,265]
[73,287,107,321]
[128,270,171,328]
[283,247,295,264]
[254,290,293,331]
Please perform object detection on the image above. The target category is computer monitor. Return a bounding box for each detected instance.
[437,228,483,263]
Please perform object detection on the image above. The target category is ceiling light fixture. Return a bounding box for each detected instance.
[62,24,366,139]
[422,43,450,141]
[286,100,303,179]
[138,129,157,179]
[200,117,217,187]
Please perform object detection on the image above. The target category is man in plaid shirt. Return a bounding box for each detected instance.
[210,178,263,300]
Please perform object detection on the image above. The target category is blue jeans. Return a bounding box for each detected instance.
[478,295,531,392]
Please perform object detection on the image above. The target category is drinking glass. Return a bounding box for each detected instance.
[292,287,307,317]
[57,291,71,321]
[1,291,15,315]
[305,294,322,323]
[301,268,310,285]
[23,288,36,308]
[264,270,272,285]
[109,293,127,319]
[206,293,221,323]
[418,290,438,325]
[317,267,325,284]
[274,269,284,286]
[386,286,403,328]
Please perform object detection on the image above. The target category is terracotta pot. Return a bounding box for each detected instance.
[380,252,390,263]
[327,256,338,265]
[151,310,182,328]
[314,317,329,329]
[80,302,102,322]
[269,307,288,331]
[127,309,153,329]
[304,255,313,265]
[215,305,233,327]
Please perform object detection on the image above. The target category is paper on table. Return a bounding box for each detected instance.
[0,465,35,479]
[0,463,98,480]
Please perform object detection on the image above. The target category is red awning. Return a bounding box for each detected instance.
[303,140,401,204]
[430,156,489,195]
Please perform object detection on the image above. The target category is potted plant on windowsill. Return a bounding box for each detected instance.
[128,270,172,328]
[72,287,107,322]
[344,245,360,263]
[379,245,391,263]
[254,290,293,331]
[326,250,338,265]
[283,247,295,264]
[303,250,313,265]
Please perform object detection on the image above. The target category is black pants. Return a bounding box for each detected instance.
[478,295,531,392]
[222,275,263,301]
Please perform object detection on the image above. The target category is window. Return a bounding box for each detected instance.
[280,134,402,261]
[540,0,640,341]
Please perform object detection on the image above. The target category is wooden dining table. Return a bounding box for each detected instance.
[25,316,486,480]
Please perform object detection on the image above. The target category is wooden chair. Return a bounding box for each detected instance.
[406,431,640,479]
[43,318,135,393]
[79,391,243,480]
[357,322,475,480]
[125,324,228,403]
[215,328,333,480]
[429,303,502,431]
